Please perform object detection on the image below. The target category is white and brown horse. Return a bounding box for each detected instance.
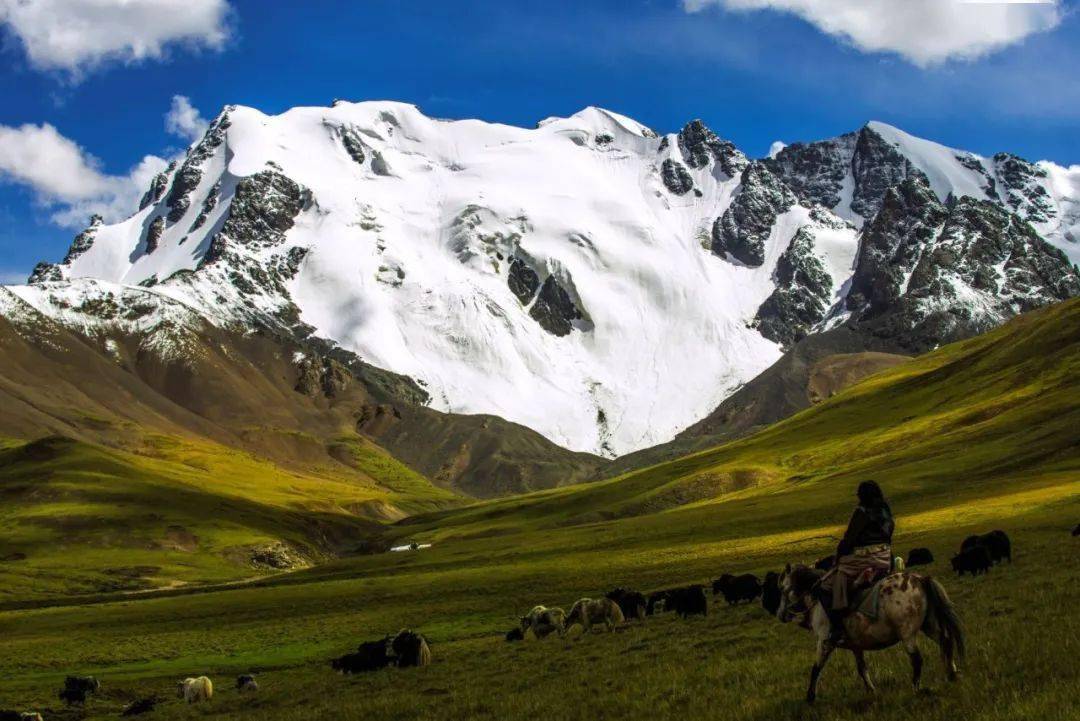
[777,564,964,703]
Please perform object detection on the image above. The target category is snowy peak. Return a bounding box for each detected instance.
[10,103,1080,459]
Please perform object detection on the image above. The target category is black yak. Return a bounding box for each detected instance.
[713,574,762,605]
[646,590,671,616]
[332,637,391,674]
[906,547,934,567]
[391,629,432,668]
[59,676,100,705]
[951,545,992,576]
[961,530,1011,564]
[761,571,782,616]
[605,588,647,621]
[668,585,708,617]
[121,698,158,716]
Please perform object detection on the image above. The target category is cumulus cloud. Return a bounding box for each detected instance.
[0,122,168,228]
[165,95,208,142]
[0,0,232,77]
[683,0,1064,66]
[768,140,787,158]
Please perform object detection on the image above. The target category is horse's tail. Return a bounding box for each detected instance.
[922,576,965,664]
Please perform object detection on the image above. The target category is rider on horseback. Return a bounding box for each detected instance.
[820,480,895,644]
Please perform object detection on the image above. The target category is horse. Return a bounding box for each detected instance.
[776,563,964,703]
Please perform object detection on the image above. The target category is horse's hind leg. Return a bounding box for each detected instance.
[904,638,924,692]
[806,641,834,703]
[853,650,876,694]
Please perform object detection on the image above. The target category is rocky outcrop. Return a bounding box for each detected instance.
[849,126,927,220]
[139,163,174,210]
[165,112,231,223]
[62,214,104,264]
[677,120,747,177]
[508,257,540,305]
[753,226,834,347]
[660,158,694,195]
[992,152,1056,225]
[339,126,367,165]
[848,176,1080,350]
[529,274,584,337]
[765,134,854,211]
[189,182,220,232]
[145,216,165,255]
[203,169,307,266]
[712,162,796,267]
[27,262,63,284]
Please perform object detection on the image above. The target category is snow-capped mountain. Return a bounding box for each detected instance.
[8,102,1079,458]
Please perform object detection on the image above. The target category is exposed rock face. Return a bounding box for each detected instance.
[660,158,694,195]
[529,274,584,337]
[27,262,63,284]
[165,112,231,223]
[203,169,307,266]
[139,162,174,210]
[712,162,796,267]
[189,182,220,232]
[677,120,746,177]
[765,134,854,211]
[145,216,165,255]
[849,126,927,220]
[508,257,540,305]
[754,225,834,347]
[992,152,1055,224]
[848,177,1080,349]
[339,126,367,165]
[294,355,351,398]
[62,214,104,264]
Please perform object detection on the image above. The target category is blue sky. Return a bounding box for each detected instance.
[1,0,1078,283]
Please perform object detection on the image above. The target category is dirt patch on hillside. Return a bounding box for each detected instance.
[808,352,910,403]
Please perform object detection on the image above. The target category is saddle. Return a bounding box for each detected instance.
[850,570,894,620]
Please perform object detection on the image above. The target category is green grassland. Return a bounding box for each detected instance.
[0,300,1078,720]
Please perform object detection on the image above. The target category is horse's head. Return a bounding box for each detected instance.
[776,563,821,623]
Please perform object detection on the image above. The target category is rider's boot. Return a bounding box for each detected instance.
[826,606,846,645]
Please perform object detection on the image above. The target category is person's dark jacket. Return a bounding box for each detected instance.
[836,503,894,556]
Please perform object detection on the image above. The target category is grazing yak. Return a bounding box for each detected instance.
[951,545,993,576]
[505,627,524,642]
[907,547,934,567]
[176,676,213,704]
[713,574,762,605]
[520,605,566,639]
[646,590,670,616]
[669,585,708,618]
[565,597,625,632]
[1,713,44,721]
[813,555,835,571]
[121,698,158,716]
[391,630,432,668]
[760,571,782,616]
[332,637,392,674]
[606,588,647,621]
[236,674,259,693]
[59,675,100,705]
[1073,523,1080,537]
[961,530,1011,564]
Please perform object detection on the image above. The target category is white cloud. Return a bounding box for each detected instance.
[0,122,168,228]
[683,0,1063,66]
[165,95,208,142]
[768,140,786,158]
[0,0,232,77]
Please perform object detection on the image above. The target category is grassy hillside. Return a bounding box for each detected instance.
[0,433,458,600]
[0,300,1076,720]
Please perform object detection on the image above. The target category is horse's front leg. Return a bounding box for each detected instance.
[853,650,875,694]
[803,634,833,703]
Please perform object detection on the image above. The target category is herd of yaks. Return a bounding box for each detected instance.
[3,525,1069,719]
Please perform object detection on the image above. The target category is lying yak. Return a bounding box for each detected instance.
[713,574,762,605]
[236,674,259,693]
[121,698,158,716]
[951,545,993,576]
[391,629,432,668]
[605,587,647,622]
[332,637,392,674]
[906,547,934,567]
[520,605,566,639]
[59,675,100,705]
[961,530,1011,564]
[565,597,625,632]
